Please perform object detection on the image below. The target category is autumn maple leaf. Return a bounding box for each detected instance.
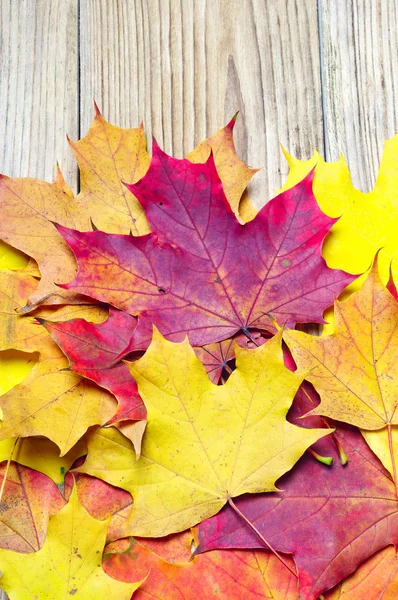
[103,530,299,599]
[0,462,65,553]
[197,405,398,600]
[325,546,398,600]
[0,486,141,599]
[284,258,398,488]
[40,308,146,425]
[75,329,330,538]
[0,110,152,310]
[56,145,356,348]
[281,140,398,290]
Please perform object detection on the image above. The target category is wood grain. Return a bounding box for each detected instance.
[320,0,398,191]
[79,0,324,209]
[0,3,77,591]
[0,0,78,190]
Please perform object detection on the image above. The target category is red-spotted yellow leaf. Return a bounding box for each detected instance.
[284,259,398,485]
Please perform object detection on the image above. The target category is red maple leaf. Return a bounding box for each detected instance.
[56,146,356,347]
[196,390,398,600]
[64,471,133,542]
[39,308,146,424]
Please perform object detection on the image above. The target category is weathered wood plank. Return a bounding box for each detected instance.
[0,0,79,190]
[79,0,323,208]
[320,0,398,191]
[0,2,78,592]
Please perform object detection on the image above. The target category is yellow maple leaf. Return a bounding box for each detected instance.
[280,139,398,292]
[78,329,331,537]
[69,103,151,236]
[0,485,141,599]
[0,364,116,456]
[0,108,152,309]
[0,175,79,309]
[0,268,115,455]
[284,260,398,488]
[186,114,259,223]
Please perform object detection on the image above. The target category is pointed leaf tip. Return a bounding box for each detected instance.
[227,112,239,129]
[387,261,398,300]
[281,145,294,165]
[302,166,316,185]
[152,136,160,148]
[122,179,134,193]
[93,99,102,116]
[205,147,218,168]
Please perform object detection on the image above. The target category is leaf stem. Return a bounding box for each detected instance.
[387,424,398,500]
[227,496,297,578]
[307,448,333,466]
[0,438,19,504]
[242,328,260,347]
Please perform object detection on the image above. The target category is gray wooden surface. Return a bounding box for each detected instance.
[2,1,397,198]
[0,0,398,597]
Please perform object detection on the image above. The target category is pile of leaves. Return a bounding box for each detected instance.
[0,106,397,599]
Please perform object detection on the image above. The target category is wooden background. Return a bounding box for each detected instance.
[2,0,398,208]
[0,0,397,595]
